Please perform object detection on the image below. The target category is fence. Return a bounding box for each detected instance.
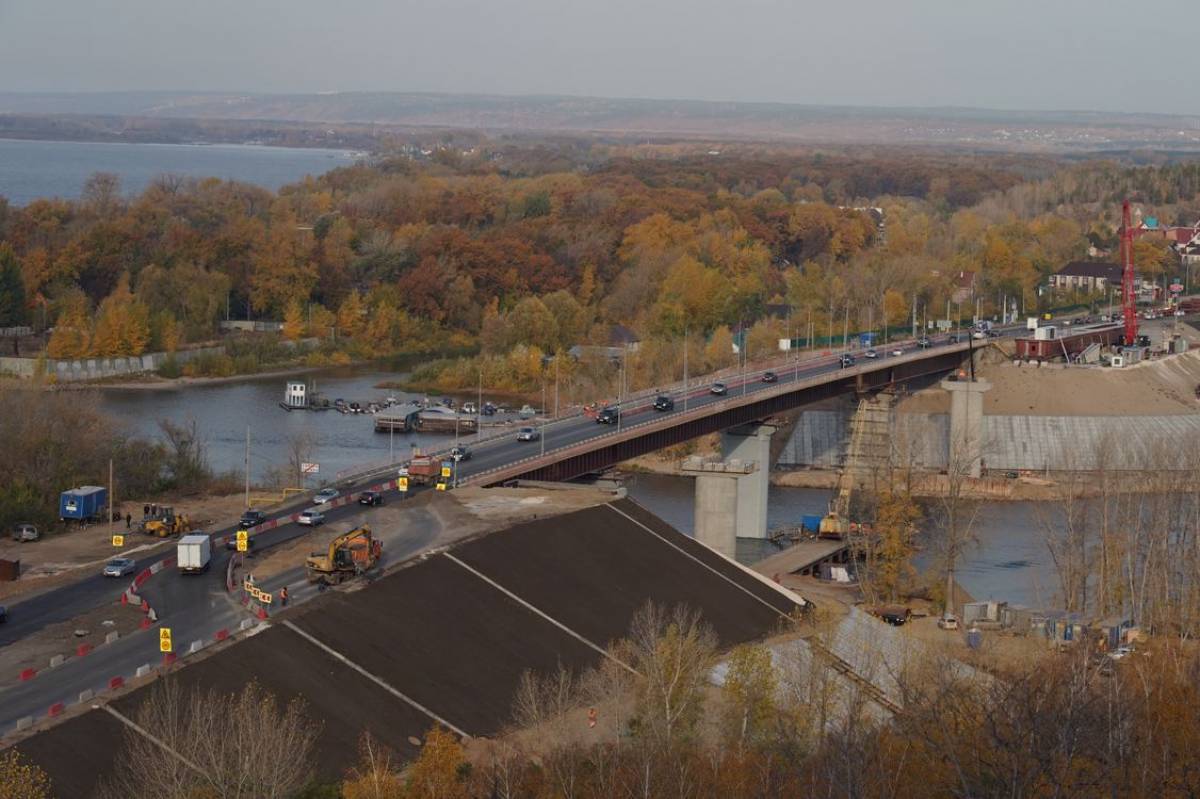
[0,345,225,382]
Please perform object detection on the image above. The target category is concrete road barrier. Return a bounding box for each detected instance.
[104,631,119,645]
[76,643,92,657]
[238,619,253,631]
[14,717,32,731]
[135,664,151,678]
[188,640,203,654]
[108,676,124,690]
[47,703,64,717]
[78,689,93,702]
[48,655,64,668]
[19,668,36,681]
[214,629,229,641]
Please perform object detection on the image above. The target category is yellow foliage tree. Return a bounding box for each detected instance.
[282,298,305,341]
[46,293,91,359]
[306,303,335,339]
[342,733,405,799]
[338,291,366,339]
[91,273,149,356]
[404,726,469,799]
[0,749,52,799]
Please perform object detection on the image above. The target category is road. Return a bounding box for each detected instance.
[0,325,1020,732]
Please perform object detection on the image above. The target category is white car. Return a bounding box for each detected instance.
[891,348,904,357]
[313,488,339,505]
[297,509,325,526]
[864,349,878,359]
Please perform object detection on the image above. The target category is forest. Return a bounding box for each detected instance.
[0,141,1195,394]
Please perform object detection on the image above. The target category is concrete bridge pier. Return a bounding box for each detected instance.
[682,458,758,559]
[941,378,991,478]
[721,423,775,540]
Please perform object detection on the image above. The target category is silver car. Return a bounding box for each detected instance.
[516,427,540,442]
[103,558,136,578]
[297,509,325,526]
[313,488,339,505]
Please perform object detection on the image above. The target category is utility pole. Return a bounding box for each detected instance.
[911,294,918,340]
[477,368,483,442]
[842,304,849,350]
[244,426,250,509]
[553,355,559,417]
[390,422,395,463]
[683,328,689,412]
[108,458,114,535]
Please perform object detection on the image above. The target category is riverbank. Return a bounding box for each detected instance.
[72,363,325,391]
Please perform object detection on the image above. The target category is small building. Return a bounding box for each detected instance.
[1048,261,1122,294]
[283,381,307,409]
[952,270,977,304]
[1015,323,1122,360]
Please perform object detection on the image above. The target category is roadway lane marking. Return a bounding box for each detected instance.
[442,553,637,675]
[606,504,800,620]
[100,703,204,773]
[281,620,470,738]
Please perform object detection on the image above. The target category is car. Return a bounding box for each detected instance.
[297,509,325,526]
[761,371,778,383]
[839,353,856,368]
[238,509,267,529]
[481,402,498,416]
[710,382,728,396]
[359,490,385,506]
[103,557,136,578]
[397,465,409,477]
[653,394,675,412]
[891,348,904,357]
[450,445,472,462]
[917,337,932,348]
[596,407,620,425]
[11,523,39,542]
[516,427,540,442]
[1004,470,1019,479]
[937,614,960,631]
[0,605,6,623]
[313,488,339,505]
[864,349,878,359]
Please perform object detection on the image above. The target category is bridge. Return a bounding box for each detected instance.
[453,337,980,489]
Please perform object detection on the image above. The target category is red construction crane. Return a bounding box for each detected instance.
[1120,200,1139,345]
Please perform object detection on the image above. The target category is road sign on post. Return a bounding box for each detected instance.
[440,464,451,478]
[159,627,172,653]
[436,481,447,491]
[398,476,409,491]
[300,462,319,475]
[236,530,249,552]
[112,534,124,548]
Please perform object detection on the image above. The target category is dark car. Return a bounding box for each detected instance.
[481,402,498,416]
[359,490,385,506]
[917,337,932,348]
[653,394,675,412]
[597,407,620,425]
[450,445,471,462]
[239,509,267,529]
[710,382,728,396]
[761,371,778,383]
[839,353,856,368]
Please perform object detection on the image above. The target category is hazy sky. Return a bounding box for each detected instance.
[0,0,1191,114]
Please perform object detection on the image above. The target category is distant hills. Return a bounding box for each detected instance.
[1,91,1199,151]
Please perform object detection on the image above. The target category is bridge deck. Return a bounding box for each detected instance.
[754,539,848,577]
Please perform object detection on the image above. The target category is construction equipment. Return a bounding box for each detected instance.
[140,507,193,538]
[305,525,382,585]
[819,394,892,539]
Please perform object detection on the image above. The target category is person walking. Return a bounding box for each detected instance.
[280,585,289,607]
[125,512,131,529]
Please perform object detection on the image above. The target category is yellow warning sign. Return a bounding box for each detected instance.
[436,481,447,491]
[159,627,172,653]
[398,477,409,491]
[440,465,451,478]
[237,539,248,552]
[111,534,124,548]
[159,627,171,641]
[236,530,249,552]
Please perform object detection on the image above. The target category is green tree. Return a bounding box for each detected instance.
[0,245,27,327]
[721,643,778,753]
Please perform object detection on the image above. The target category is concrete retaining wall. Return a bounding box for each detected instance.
[0,345,224,382]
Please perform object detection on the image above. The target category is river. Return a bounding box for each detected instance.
[96,367,1060,608]
[0,138,359,205]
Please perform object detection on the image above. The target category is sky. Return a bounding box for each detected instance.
[0,0,1192,114]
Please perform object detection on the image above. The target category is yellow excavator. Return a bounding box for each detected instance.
[141,507,193,538]
[305,525,383,585]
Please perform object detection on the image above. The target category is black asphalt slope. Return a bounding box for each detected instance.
[292,554,600,737]
[453,499,797,651]
[8,708,126,798]
[12,626,433,795]
[609,498,800,616]
[5,497,802,791]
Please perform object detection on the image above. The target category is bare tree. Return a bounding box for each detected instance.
[101,679,320,799]
[511,667,586,799]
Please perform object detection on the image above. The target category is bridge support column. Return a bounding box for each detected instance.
[682,458,758,559]
[941,378,991,478]
[720,423,775,540]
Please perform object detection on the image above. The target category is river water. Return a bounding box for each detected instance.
[0,139,358,205]
[96,367,1060,608]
